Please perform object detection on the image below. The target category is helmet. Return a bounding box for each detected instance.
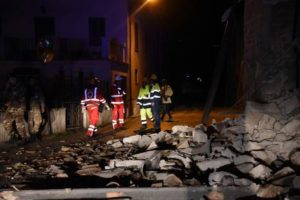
[88,76,100,83]
[115,75,122,81]
[150,74,157,80]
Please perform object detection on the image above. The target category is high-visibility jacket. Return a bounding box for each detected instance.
[111,84,126,105]
[137,85,151,108]
[150,83,161,101]
[81,87,106,106]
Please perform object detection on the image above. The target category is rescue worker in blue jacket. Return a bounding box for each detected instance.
[149,74,161,132]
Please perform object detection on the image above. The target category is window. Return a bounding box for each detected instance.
[134,22,139,52]
[89,17,105,46]
[34,17,55,41]
[135,69,139,85]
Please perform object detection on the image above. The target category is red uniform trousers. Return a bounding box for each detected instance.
[112,104,124,129]
[86,105,99,136]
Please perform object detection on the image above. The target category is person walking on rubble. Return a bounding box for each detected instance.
[137,76,154,130]
[111,75,126,130]
[161,78,174,122]
[149,74,161,132]
[27,77,46,140]
[81,76,110,138]
[2,74,30,145]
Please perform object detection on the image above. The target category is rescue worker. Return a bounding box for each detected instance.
[27,77,45,138]
[149,74,161,132]
[137,76,154,130]
[161,78,174,122]
[2,75,30,145]
[81,77,110,137]
[111,75,126,130]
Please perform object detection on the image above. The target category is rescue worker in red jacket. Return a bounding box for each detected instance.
[81,77,110,137]
[111,75,126,130]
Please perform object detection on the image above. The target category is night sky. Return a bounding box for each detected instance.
[141,0,236,106]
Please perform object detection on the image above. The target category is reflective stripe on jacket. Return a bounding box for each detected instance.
[137,85,151,108]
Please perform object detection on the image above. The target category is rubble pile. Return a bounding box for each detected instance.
[0,92,299,198]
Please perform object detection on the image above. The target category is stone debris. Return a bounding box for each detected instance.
[1,91,300,199]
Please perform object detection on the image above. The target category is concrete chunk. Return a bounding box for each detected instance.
[196,158,231,171]
[123,135,142,145]
[249,164,272,180]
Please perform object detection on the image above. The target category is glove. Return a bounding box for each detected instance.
[105,103,110,110]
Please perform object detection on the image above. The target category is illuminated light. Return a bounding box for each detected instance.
[197,77,203,82]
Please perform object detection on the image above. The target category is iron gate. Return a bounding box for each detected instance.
[64,102,83,129]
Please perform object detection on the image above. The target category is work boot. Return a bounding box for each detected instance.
[17,137,30,146]
[167,118,174,122]
[140,125,147,131]
[154,128,161,132]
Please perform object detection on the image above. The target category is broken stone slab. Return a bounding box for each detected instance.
[244,142,263,152]
[56,173,69,178]
[251,150,277,165]
[219,148,236,160]
[138,135,153,149]
[222,126,246,136]
[177,139,190,149]
[290,149,300,166]
[46,165,65,175]
[132,150,160,160]
[60,146,71,152]
[192,155,206,162]
[233,155,257,165]
[109,159,144,170]
[236,163,255,174]
[196,158,232,171]
[292,176,300,189]
[151,182,163,188]
[183,178,201,186]
[179,141,210,155]
[112,141,123,149]
[159,159,176,170]
[146,171,169,181]
[146,141,158,151]
[172,125,194,134]
[249,164,272,180]
[123,135,142,145]
[163,174,183,187]
[267,167,295,186]
[256,184,285,198]
[208,171,237,186]
[144,152,162,170]
[234,178,253,187]
[231,138,244,153]
[167,151,192,169]
[192,128,207,143]
[93,168,128,179]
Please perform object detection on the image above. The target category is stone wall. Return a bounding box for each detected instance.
[244,0,298,102]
